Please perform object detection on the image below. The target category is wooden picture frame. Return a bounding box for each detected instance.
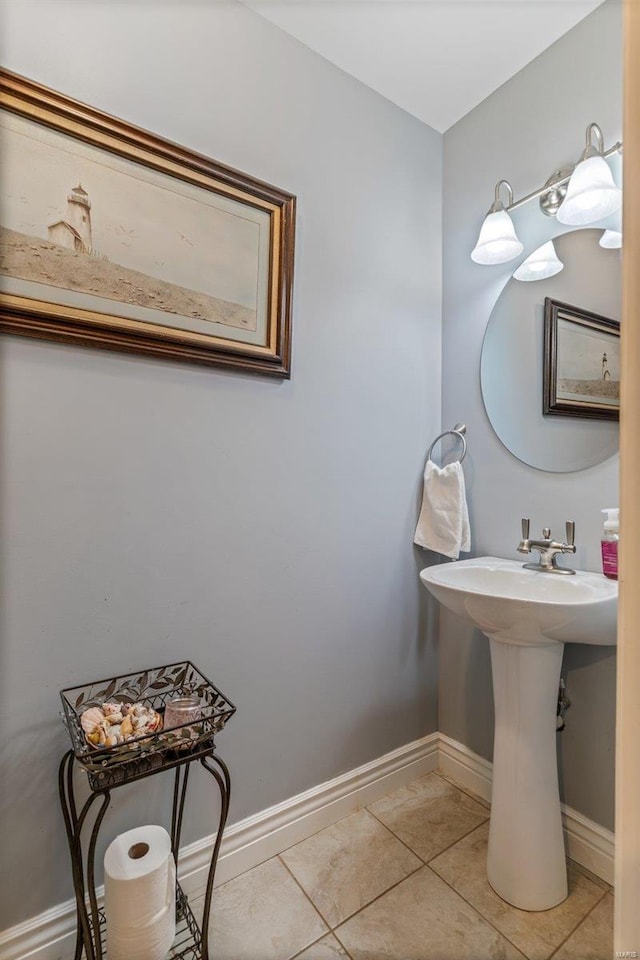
[543,297,620,421]
[0,70,296,377]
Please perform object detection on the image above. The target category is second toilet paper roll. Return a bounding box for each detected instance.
[104,824,176,960]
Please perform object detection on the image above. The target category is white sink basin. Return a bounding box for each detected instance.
[420,556,618,912]
[420,556,617,645]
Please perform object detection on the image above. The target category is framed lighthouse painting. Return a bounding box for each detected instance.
[0,70,295,377]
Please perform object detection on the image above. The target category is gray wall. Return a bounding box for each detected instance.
[441,1,620,829]
[0,0,442,929]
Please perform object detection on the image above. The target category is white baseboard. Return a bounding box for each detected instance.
[0,733,439,960]
[561,805,615,886]
[0,730,614,960]
[438,733,615,886]
[438,732,493,803]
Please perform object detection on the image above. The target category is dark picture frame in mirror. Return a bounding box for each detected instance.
[543,297,620,421]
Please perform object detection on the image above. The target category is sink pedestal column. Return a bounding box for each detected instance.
[487,636,567,911]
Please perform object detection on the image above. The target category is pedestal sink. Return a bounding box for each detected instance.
[420,556,617,911]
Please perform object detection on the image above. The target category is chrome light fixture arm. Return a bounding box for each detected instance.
[487,179,515,215]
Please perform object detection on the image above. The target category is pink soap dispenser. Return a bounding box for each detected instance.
[601,508,619,580]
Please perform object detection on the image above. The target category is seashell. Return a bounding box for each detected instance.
[81,707,105,734]
[120,715,133,738]
[84,700,162,749]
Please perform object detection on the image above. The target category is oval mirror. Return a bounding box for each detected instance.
[480,229,620,472]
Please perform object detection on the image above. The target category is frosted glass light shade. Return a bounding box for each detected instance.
[471,209,523,265]
[513,241,563,282]
[556,156,621,226]
[599,229,622,249]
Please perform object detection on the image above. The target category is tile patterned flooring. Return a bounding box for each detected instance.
[189,772,613,960]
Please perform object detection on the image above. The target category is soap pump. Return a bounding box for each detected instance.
[601,508,619,580]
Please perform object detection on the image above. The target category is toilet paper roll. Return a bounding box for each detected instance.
[104,825,176,960]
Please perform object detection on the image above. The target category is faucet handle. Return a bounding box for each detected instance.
[543,527,551,539]
[521,518,530,540]
[566,520,575,546]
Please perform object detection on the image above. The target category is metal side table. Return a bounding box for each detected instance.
[58,661,235,960]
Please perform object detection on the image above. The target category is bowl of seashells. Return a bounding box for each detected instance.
[81,702,162,749]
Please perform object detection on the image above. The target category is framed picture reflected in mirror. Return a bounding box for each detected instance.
[543,297,620,421]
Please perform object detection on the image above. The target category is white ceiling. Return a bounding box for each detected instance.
[244,0,605,132]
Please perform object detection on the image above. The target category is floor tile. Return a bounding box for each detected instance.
[294,932,351,959]
[208,856,328,960]
[281,808,421,927]
[367,771,489,861]
[430,822,606,960]
[336,865,525,960]
[552,892,614,959]
[570,858,614,894]
[439,771,492,810]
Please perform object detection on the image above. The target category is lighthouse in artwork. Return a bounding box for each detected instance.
[48,184,93,253]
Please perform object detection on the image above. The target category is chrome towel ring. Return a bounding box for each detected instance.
[427,423,467,464]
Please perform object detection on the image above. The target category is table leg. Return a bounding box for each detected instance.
[171,762,191,862]
[58,751,111,960]
[199,754,231,960]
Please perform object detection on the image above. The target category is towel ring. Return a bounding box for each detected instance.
[427,423,467,464]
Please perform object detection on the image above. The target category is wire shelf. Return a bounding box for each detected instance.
[87,883,202,960]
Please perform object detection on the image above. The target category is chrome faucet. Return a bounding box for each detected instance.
[517,518,577,575]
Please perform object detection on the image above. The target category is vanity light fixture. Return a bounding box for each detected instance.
[513,240,563,282]
[471,180,523,265]
[600,229,622,249]
[472,123,622,265]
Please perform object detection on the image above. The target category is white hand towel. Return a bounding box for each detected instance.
[414,459,471,559]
